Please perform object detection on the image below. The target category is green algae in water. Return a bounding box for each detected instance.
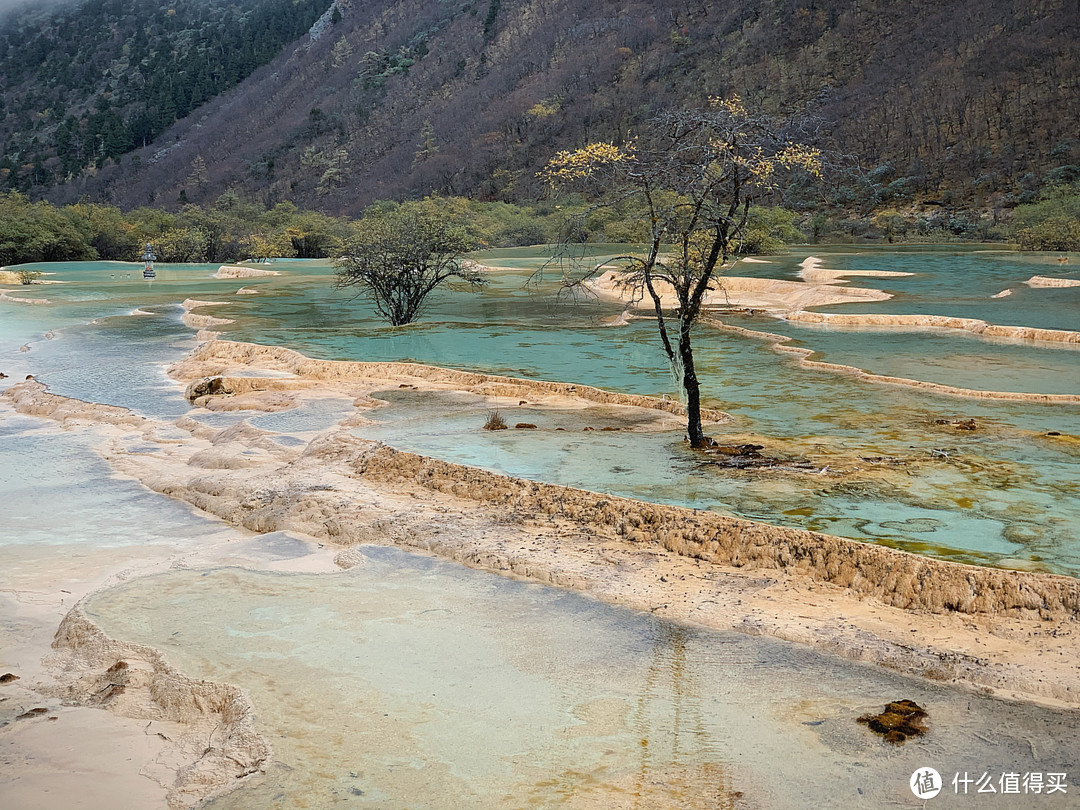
[350,389,1080,576]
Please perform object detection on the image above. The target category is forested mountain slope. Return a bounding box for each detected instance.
[0,0,332,188]
[4,0,1077,216]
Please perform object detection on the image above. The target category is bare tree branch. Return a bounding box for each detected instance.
[535,97,823,447]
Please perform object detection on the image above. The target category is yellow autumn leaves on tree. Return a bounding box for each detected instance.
[539,98,822,192]
[539,142,633,184]
[708,94,748,116]
[776,143,823,176]
[533,99,826,448]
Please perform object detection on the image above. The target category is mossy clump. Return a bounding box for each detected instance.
[857,699,929,744]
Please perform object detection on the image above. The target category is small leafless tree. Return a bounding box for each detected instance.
[334,203,486,325]
[537,97,822,448]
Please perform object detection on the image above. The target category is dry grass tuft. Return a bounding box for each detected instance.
[483,410,508,430]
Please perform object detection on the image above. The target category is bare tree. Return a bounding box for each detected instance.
[334,203,486,325]
[537,97,822,448]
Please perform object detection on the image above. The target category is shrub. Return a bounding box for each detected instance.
[1015,217,1080,251]
[482,410,507,430]
[1012,183,1080,250]
[737,206,805,254]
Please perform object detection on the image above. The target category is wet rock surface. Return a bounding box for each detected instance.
[857,699,929,744]
[185,375,228,401]
[14,707,49,721]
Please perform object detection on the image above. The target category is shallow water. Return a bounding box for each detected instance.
[757,317,1080,396]
[0,260,281,418]
[3,250,1079,574]
[353,390,1080,575]
[0,414,230,552]
[806,248,1080,331]
[0,410,247,682]
[84,548,1080,809]
[2,252,1079,807]
[212,251,1078,575]
[248,397,357,435]
[737,247,1080,393]
[205,255,1080,421]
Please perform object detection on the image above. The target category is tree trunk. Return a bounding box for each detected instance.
[678,321,708,448]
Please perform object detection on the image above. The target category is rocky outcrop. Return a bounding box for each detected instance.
[185,376,229,401]
[180,299,234,330]
[49,607,269,809]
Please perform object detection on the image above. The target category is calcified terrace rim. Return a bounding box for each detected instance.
[0,289,50,304]
[174,338,733,423]
[182,281,1080,403]
[354,441,1080,617]
[707,317,1080,403]
[166,340,1080,616]
[10,336,1079,620]
[465,269,1080,399]
[784,309,1080,345]
[4,362,1080,714]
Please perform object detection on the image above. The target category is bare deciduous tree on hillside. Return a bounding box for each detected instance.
[537,96,822,448]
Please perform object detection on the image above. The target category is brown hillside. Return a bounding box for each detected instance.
[54,0,1080,215]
